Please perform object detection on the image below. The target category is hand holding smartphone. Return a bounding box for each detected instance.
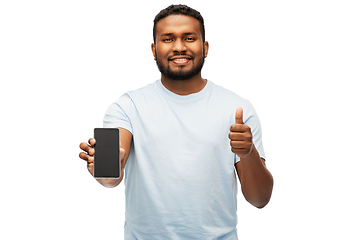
[94,128,120,178]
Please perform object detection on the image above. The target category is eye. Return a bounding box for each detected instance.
[163,38,173,43]
[185,37,195,42]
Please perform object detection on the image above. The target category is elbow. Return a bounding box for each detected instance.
[253,198,271,209]
[245,194,271,209]
[243,177,274,209]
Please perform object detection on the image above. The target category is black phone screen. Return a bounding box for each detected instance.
[94,128,120,178]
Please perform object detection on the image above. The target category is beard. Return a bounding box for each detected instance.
[155,51,205,81]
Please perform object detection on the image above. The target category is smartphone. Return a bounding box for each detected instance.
[94,128,120,178]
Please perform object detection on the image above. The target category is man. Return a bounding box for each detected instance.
[79,4,273,239]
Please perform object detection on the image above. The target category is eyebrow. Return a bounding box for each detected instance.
[160,32,198,37]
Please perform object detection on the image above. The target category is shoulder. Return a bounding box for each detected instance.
[210,81,249,103]
[103,81,159,129]
[126,80,160,99]
[110,81,159,106]
[208,81,259,123]
[209,81,251,110]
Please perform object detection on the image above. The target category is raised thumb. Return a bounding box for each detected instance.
[235,107,244,124]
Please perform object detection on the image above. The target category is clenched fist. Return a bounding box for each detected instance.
[229,107,254,159]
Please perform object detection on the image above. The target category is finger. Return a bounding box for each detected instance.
[230,123,250,133]
[79,142,90,152]
[120,148,126,169]
[230,140,243,149]
[79,153,94,163]
[235,107,244,124]
[88,138,96,146]
[229,132,247,141]
[79,151,89,161]
[230,140,252,149]
[79,141,95,156]
[120,148,126,159]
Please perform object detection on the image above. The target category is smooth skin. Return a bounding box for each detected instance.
[230,107,273,208]
[79,15,273,207]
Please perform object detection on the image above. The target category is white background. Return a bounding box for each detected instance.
[1,0,359,239]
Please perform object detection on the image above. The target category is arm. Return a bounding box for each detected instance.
[79,128,133,188]
[234,149,273,208]
[229,107,273,208]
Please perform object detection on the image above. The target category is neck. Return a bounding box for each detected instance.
[161,73,207,96]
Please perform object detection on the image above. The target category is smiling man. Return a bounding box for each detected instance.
[79,4,273,239]
[152,13,208,86]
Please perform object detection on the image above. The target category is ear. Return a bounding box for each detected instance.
[151,43,156,60]
[204,41,209,58]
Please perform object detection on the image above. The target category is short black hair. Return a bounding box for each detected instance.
[153,4,205,43]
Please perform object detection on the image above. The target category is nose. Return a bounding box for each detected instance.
[172,39,187,52]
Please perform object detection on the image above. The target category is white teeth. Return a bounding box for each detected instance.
[174,58,187,61]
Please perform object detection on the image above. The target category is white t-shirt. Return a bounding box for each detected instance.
[103,80,265,240]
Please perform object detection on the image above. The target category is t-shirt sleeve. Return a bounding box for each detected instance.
[103,93,133,134]
[235,100,266,164]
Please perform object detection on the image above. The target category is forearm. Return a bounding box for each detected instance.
[238,145,273,208]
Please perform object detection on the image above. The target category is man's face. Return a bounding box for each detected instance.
[152,15,209,81]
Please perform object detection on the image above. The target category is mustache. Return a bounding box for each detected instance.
[167,53,194,61]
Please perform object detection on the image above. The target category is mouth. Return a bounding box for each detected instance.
[168,55,193,65]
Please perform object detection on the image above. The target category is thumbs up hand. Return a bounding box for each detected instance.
[229,107,254,158]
